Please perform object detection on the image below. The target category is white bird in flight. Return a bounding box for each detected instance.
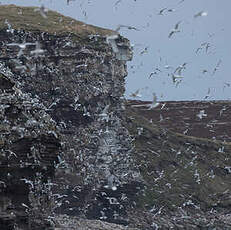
[171,74,183,85]
[30,41,45,57]
[211,59,222,76]
[168,21,181,38]
[140,46,148,55]
[178,0,185,4]
[158,8,167,15]
[115,24,139,32]
[34,5,49,18]
[7,41,35,57]
[194,11,208,18]
[196,42,210,54]
[174,62,187,75]
[7,41,35,49]
[130,89,142,98]
[131,93,160,109]
[197,110,207,119]
[158,7,175,15]
[114,0,122,7]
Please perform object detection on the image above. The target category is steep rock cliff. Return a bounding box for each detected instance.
[0,4,140,229]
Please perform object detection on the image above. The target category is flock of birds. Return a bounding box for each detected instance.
[3,17,47,75]
[32,0,229,105]
[116,1,229,106]
[6,40,44,58]
[4,3,229,118]
[32,1,229,103]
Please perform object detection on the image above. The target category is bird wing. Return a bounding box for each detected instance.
[175,21,181,30]
[152,93,157,103]
[7,43,19,47]
[194,11,202,18]
[168,31,174,38]
[159,8,167,14]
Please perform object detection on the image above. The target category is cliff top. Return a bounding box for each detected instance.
[0,4,115,36]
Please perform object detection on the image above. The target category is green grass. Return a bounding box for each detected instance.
[0,4,115,37]
[125,106,231,212]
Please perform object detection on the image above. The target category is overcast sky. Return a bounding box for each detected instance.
[1,0,230,101]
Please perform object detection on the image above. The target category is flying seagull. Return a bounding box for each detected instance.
[131,93,160,110]
[140,46,148,55]
[148,94,160,109]
[7,41,35,57]
[34,5,49,18]
[167,8,176,13]
[30,41,45,57]
[114,0,122,7]
[130,89,142,98]
[178,0,185,4]
[174,62,187,75]
[197,110,207,119]
[196,42,210,54]
[204,88,211,99]
[211,59,222,76]
[168,21,181,38]
[202,69,208,74]
[115,24,139,32]
[194,11,208,18]
[158,7,175,15]
[171,74,183,85]
[149,68,161,78]
[7,41,35,50]
[223,82,230,91]
[158,8,167,15]
[205,43,211,53]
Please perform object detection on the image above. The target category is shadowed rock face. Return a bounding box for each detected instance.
[0,4,140,230]
[0,4,231,230]
[0,64,61,229]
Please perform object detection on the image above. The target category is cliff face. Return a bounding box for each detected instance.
[0,5,140,229]
[0,4,231,230]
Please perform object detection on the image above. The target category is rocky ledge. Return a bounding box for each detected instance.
[0,4,231,230]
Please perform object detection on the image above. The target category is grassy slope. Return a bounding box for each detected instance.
[125,106,231,212]
[0,4,115,37]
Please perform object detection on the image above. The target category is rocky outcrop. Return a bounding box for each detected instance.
[0,4,140,229]
[0,4,231,230]
[0,63,61,229]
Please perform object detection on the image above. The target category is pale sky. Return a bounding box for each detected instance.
[1,0,231,101]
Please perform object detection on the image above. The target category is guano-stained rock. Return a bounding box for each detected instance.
[0,4,141,230]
